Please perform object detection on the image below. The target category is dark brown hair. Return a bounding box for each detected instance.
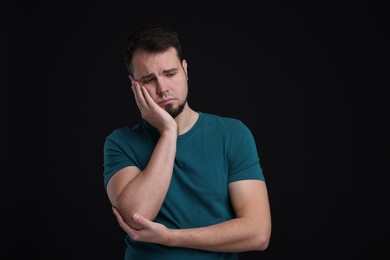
[124,24,183,77]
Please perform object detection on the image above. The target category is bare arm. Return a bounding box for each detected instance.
[113,179,272,252]
[170,180,272,251]
[107,81,177,229]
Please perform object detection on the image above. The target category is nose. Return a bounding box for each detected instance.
[156,78,169,96]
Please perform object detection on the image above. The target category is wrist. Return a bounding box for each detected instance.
[166,228,179,247]
[160,128,178,139]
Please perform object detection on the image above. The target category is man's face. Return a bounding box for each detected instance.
[131,47,188,118]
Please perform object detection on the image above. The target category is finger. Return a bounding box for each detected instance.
[133,81,148,108]
[112,207,129,229]
[139,85,153,107]
[140,85,156,107]
[133,213,150,228]
[112,207,137,234]
[130,81,142,108]
[112,206,124,222]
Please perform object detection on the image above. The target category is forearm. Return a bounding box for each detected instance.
[112,181,271,251]
[168,217,269,252]
[117,131,177,225]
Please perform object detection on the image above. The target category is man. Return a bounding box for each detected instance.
[103,23,271,259]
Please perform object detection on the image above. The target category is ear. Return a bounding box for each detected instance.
[182,59,188,80]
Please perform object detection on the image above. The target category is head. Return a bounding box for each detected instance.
[124,24,184,77]
[124,24,189,118]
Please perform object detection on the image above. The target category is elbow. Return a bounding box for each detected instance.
[115,195,130,217]
[252,227,271,251]
[115,197,143,229]
[255,234,270,251]
[116,196,156,225]
[115,199,132,220]
[245,232,270,251]
[116,194,142,218]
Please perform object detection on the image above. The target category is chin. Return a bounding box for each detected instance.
[166,102,186,118]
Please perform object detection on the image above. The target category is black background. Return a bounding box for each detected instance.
[2,1,388,259]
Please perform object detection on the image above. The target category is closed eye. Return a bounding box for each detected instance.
[164,69,178,78]
[141,77,155,84]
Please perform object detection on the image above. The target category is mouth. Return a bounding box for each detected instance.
[158,98,173,105]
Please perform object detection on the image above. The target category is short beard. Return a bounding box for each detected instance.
[165,82,189,118]
[165,101,186,118]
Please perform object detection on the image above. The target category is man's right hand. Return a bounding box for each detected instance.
[131,80,177,135]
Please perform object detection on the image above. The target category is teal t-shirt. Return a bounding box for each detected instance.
[103,112,264,259]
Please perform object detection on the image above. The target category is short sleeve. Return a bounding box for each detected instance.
[227,121,264,183]
[102,130,136,188]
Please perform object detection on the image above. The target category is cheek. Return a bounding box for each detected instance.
[174,75,187,89]
[144,85,157,98]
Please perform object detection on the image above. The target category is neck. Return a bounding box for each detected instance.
[175,103,199,135]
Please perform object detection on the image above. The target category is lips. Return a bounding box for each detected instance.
[158,98,173,104]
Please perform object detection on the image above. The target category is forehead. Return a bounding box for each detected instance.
[132,47,180,75]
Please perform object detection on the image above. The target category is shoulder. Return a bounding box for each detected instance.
[201,112,244,126]
[201,112,249,132]
[200,113,256,147]
[106,126,131,140]
[105,121,149,142]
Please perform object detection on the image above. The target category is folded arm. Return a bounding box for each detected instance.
[106,82,177,229]
[113,179,271,252]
